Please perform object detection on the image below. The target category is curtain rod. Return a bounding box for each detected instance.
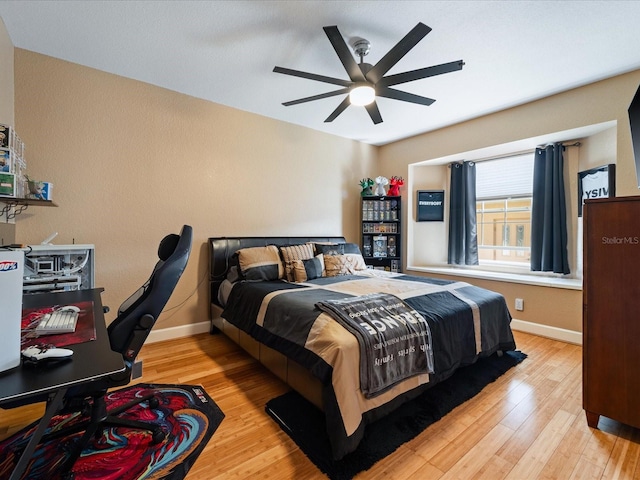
[447,141,582,167]
[536,141,582,149]
[447,149,533,167]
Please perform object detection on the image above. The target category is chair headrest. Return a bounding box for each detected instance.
[109,225,192,357]
[158,233,180,261]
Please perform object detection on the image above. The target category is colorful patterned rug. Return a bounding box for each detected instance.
[0,384,224,480]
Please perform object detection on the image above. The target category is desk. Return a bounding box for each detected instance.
[0,288,125,480]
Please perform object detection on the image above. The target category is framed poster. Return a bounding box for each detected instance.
[416,190,445,222]
[373,236,388,257]
[578,164,616,217]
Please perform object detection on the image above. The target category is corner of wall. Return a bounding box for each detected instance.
[0,16,14,125]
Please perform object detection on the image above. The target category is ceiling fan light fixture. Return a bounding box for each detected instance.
[274,23,463,124]
[349,84,375,106]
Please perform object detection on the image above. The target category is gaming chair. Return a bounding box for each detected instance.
[40,224,193,474]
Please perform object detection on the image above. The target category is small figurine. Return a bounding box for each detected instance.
[374,176,389,196]
[359,178,374,196]
[388,176,404,196]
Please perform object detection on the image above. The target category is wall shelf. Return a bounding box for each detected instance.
[0,198,57,221]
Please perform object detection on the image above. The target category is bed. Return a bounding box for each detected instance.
[208,236,516,460]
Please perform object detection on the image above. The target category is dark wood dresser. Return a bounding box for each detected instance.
[583,196,640,429]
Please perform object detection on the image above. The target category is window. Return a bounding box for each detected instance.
[475,153,534,267]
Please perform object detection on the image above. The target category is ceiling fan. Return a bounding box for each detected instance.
[273,22,464,125]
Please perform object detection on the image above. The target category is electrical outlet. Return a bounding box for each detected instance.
[515,298,524,311]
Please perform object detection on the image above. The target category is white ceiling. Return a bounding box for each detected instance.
[1,0,640,146]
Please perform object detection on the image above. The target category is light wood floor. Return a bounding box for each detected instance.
[2,330,640,479]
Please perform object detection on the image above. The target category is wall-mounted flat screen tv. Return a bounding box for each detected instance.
[628,83,640,188]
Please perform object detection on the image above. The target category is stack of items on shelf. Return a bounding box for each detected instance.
[365,235,397,258]
[0,124,26,198]
[361,199,399,221]
[362,222,398,234]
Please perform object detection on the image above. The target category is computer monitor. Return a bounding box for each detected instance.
[628,82,640,188]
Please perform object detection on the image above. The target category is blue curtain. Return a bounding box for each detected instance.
[530,144,570,274]
[448,161,478,265]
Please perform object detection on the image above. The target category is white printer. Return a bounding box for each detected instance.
[0,250,24,372]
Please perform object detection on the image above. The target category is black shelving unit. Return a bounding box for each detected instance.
[361,195,401,272]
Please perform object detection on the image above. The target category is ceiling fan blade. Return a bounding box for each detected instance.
[282,88,349,106]
[377,60,465,88]
[365,101,383,124]
[323,26,367,82]
[325,97,351,123]
[273,66,352,87]
[366,22,432,84]
[377,87,435,106]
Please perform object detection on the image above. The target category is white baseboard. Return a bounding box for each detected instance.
[511,319,582,345]
[147,321,211,344]
[146,318,582,347]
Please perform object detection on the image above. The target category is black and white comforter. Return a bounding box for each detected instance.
[222,270,516,459]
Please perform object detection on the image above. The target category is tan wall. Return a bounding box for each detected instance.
[13,49,377,329]
[380,72,639,188]
[408,164,448,265]
[580,127,617,171]
[379,70,640,335]
[0,17,13,126]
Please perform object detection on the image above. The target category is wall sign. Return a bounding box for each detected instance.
[578,164,616,217]
[416,190,445,222]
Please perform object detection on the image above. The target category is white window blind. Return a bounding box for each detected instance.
[475,153,534,200]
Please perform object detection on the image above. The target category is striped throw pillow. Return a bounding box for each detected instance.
[280,244,315,282]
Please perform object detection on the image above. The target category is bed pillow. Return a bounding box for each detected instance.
[292,255,325,282]
[226,265,241,283]
[217,279,235,306]
[280,243,315,282]
[340,243,367,271]
[343,242,362,254]
[314,243,345,256]
[324,254,352,277]
[345,253,368,271]
[236,245,283,281]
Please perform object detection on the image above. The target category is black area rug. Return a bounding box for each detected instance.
[0,384,225,480]
[266,350,526,480]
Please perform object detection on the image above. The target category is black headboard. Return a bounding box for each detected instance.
[208,236,346,311]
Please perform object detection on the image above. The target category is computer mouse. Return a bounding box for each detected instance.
[21,345,74,364]
[59,305,80,313]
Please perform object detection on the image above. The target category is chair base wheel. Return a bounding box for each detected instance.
[148,396,160,409]
[151,429,166,444]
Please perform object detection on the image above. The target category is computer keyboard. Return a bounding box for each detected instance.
[35,310,78,335]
